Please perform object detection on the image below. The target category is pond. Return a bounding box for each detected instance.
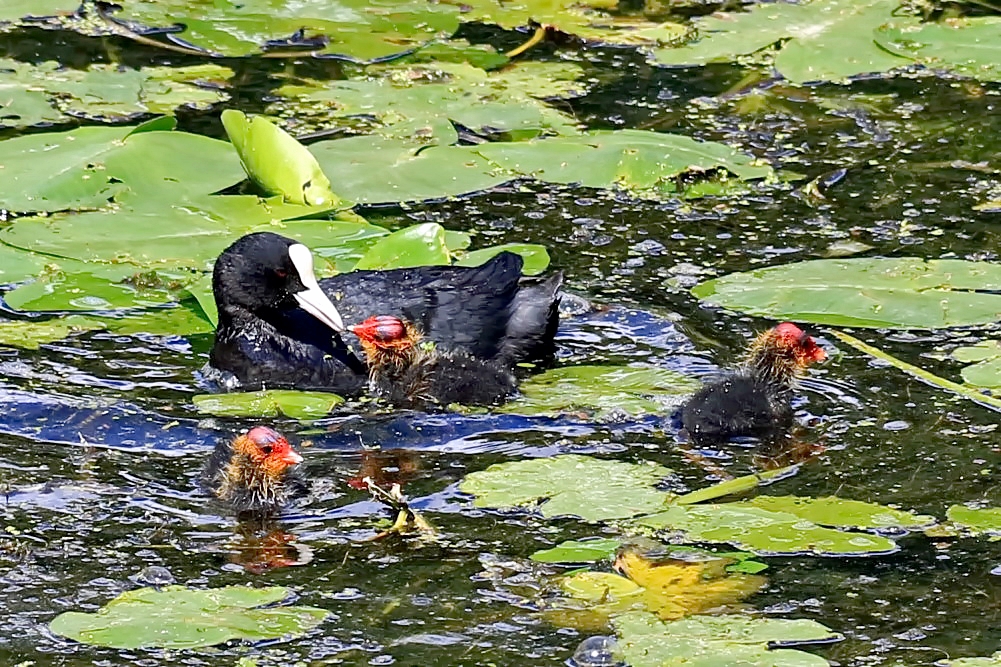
[2,2,1001,666]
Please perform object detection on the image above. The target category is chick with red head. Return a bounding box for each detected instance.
[681,322,827,443]
[350,315,517,409]
[201,426,306,515]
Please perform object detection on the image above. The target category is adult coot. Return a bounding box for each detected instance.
[209,232,562,393]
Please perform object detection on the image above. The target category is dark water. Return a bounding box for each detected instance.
[3,24,1001,667]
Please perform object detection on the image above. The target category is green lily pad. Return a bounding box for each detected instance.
[0,124,246,213]
[0,315,105,349]
[531,538,623,563]
[675,467,800,505]
[192,390,344,421]
[632,503,900,556]
[459,454,674,522]
[456,0,688,47]
[943,652,1001,666]
[475,129,774,195]
[876,18,1001,83]
[0,59,231,129]
[109,0,460,61]
[3,261,189,312]
[531,538,766,574]
[653,0,913,84]
[311,135,506,205]
[312,127,772,206]
[952,341,1001,390]
[692,258,1001,329]
[502,365,698,418]
[104,305,215,337]
[946,505,1001,537]
[743,496,936,530]
[0,243,47,285]
[49,585,328,649]
[613,611,840,667]
[222,110,339,207]
[0,2,80,22]
[273,61,583,141]
[456,244,550,276]
[353,222,450,270]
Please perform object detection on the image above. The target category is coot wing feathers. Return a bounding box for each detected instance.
[322,251,524,360]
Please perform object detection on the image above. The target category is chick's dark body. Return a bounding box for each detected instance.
[680,373,793,442]
[374,346,518,409]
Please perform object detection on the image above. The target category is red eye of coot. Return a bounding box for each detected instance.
[275,269,288,279]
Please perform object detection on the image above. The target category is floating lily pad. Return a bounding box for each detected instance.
[0,315,105,349]
[49,585,328,649]
[311,136,506,205]
[876,18,1001,83]
[273,61,583,141]
[675,467,800,505]
[632,503,900,556]
[312,127,772,206]
[0,59,232,129]
[943,652,1001,666]
[104,305,215,337]
[532,538,624,563]
[456,244,550,276]
[551,554,765,630]
[502,365,698,418]
[459,454,674,522]
[0,2,79,23]
[3,261,189,312]
[222,110,340,207]
[0,123,245,213]
[193,390,344,421]
[353,222,450,270]
[952,341,1001,390]
[474,129,774,195]
[653,0,913,84]
[946,505,1001,537]
[109,0,460,61]
[613,611,840,667]
[743,496,936,531]
[0,243,47,285]
[692,258,1001,329]
[456,0,688,47]
[532,537,766,574]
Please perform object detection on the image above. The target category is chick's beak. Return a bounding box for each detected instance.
[280,449,304,466]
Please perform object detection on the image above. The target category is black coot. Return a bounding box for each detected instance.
[209,232,562,393]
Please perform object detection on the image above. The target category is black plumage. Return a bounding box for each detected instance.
[351,315,517,409]
[209,232,562,393]
[680,322,826,443]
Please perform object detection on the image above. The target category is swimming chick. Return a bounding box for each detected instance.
[201,426,307,515]
[349,315,518,409]
[680,322,827,443]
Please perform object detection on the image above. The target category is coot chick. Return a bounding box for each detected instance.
[680,322,826,443]
[201,426,307,515]
[350,315,517,409]
[210,232,562,392]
